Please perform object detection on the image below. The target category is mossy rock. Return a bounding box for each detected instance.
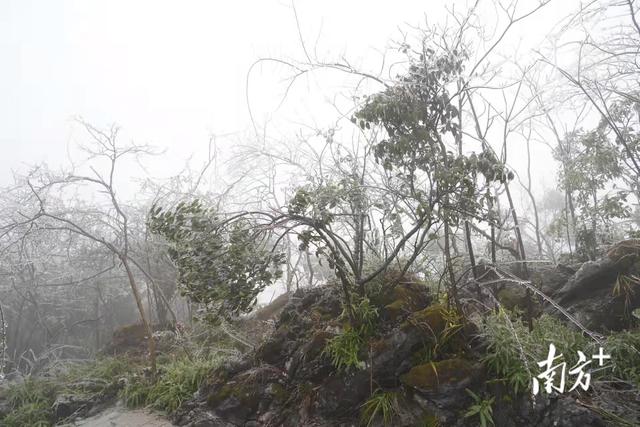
[496,287,528,311]
[607,239,640,267]
[401,304,447,339]
[422,412,441,427]
[381,282,432,321]
[400,358,474,392]
[207,382,253,407]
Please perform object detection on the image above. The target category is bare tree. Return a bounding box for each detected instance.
[7,121,162,373]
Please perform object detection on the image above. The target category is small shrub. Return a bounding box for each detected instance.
[360,389,400,427]
[120,353,222,414]
[463,389,495,427]
[2,401,52,427]
[325,295,380,372]
[147,355,221,413]
[120,376,152,408]
[351,297,379,336]
[602,329,640,387]
[323,327,364,371]
[2,377,58,427]
[479,309,588,394]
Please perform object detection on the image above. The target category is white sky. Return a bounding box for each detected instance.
[0,0,587,196]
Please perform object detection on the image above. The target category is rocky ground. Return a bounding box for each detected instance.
[172,239,640,427]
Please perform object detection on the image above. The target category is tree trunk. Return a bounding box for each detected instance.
[444,223,462,314]
[505,183,534,331]
[121,255,156,375]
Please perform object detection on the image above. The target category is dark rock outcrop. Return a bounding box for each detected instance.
[174,274,609,427]
[545,239,640,331]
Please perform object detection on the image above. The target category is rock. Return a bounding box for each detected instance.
[548,254,640,331]
[102,323,175,356]
[401,304,448,338]
[400,358,476,393]
[492,393,607,427]
[553,259,618,305]
[378,280,432,322]
[53,393,96,420]
[606,239,640,265]
[312,370,370,417]
[204,364,289,426]
[531,263,576,297]
[174,273,614,427]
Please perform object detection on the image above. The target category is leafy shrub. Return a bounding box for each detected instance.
[148,199,284,324]
[324,295,381,372]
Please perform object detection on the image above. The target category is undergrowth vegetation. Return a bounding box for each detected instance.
[480,309,588,394]
[479,308,640,394]
[2,377,58,427]
[323,296,379,372]
[360,389,400,427]
[0,351,226,426]
[120,353,223,413]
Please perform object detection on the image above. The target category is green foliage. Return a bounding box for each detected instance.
[0,358,138,426]
[120,376,151,408]
[323,327,365,372]
[148,199,284,323]
[437,305,464,354]
[120,353,222,414]
[147,355,219,413]
[482,310,640,396]
[554,128,630,259]
[288,174,372,281]
[463,389,495,427]
[354,47,503,228]
[480,309,588,395]
[360,389,400,427]
[2,402,52,427]
[324,295,380,372]
[2,377,57,427]
[63,356,132,384]
[613,273,640,315]
[604,329,640,387]
[350,296,379,337]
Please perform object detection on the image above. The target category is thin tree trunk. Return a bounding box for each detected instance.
[444,223,462,314]
[505,183,534,331]
[525,139,543,257]
[121,255,156,374]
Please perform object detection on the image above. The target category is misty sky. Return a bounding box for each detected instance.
[1,0,586,196]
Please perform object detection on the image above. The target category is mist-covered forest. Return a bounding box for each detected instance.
[1,0,640,426]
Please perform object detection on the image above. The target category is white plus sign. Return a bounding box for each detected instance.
[592,347,611,366]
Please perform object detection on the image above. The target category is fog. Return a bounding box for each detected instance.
[1,0,581,190]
